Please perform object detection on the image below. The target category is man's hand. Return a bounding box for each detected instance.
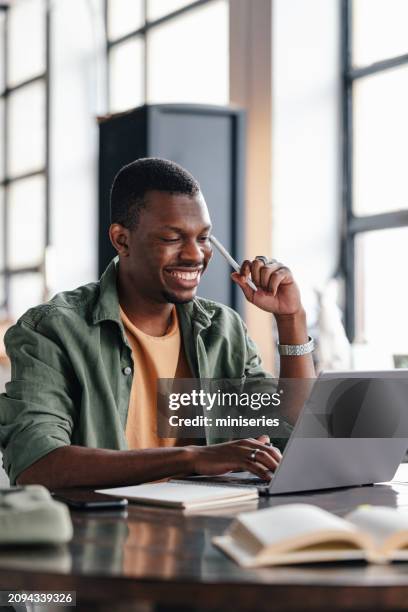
[231,258,302,317]
[187,435,282,482]
[17,438,281,489]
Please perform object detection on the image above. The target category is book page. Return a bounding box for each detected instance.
[346,506,408,553]
[230,504,364,552]
[213,535,367,568]
[97,482,258,508]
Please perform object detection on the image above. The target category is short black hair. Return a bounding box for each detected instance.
[110,157,200,228]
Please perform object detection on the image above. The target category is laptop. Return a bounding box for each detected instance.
[176,370,408,495]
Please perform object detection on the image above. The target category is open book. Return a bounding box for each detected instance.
[213,503,408,566]
[97,482,258,513]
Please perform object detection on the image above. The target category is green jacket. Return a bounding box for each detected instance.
[0,258,276,485]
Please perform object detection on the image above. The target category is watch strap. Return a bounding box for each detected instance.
[277,335,315,356]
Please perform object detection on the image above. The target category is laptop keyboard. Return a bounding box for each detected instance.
[186,473,273,488]
[210,476,266,486]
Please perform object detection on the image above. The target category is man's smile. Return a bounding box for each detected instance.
[163,267,203,289]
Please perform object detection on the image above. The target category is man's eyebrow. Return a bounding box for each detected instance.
[161,225,212,232]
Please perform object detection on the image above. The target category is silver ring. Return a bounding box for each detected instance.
[255,256,277,265]
[250,449,259,462]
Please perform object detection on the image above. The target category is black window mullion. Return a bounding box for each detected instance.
[107,0,216,49]
[2,168,46,185]
[3,72,45,95]
[350,210,408,234]
[1,263,43,275]
[341,0,354,340]
[349,53,408,80]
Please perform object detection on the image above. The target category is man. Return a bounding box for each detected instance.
[0,158,314,488]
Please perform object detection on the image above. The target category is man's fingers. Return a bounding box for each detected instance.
[239,260,252,277]
[256,434,283,461]
[245,438,282,463]
[268,267,292,296]
[249,259,265,286]
[271,445,282,460]
[244,259,291,294]
[264,443,282,461]
[237,443,279,471]
[251,449,279,472]
[234,260,294,299]
[231,272,253,301]
[245,460,272,482]
[258,263,283,290]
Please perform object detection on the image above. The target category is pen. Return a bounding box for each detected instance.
[209,235,258,292]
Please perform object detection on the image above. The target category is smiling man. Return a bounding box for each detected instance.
[0,158,314,488]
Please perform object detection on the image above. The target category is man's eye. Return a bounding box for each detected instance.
[161,237,180,243]
[198,236,210,242]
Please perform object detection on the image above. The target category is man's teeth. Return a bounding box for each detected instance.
[170,271,200,280]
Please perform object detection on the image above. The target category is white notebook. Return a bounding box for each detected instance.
[97,482,258,512]
[213,503,408,567]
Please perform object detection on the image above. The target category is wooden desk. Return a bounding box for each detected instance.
[1,466,408,612]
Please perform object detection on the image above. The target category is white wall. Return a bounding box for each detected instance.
[271,0,341,324]
[50,0,107,293]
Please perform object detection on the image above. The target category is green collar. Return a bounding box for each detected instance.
[92,256,215,331]
[91,257,122,326]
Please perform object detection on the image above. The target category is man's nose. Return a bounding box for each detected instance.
[180,239,205,262]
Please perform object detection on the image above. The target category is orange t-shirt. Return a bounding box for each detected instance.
[120,306,191,449]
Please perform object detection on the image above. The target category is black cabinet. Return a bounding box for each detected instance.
[98,104,245,312]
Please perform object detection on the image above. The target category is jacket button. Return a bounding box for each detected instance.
[123,366,132,376]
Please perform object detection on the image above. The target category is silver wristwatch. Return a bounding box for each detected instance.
[277,336,315,356]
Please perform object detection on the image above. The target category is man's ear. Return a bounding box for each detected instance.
[109,224,130,256]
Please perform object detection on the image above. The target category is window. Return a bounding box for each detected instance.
[0,0,49,319]
[106,0,229,113]
[341,0,408,363]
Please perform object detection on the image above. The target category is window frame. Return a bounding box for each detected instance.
[0,0,50,313]
[341,0,408,340]
[105,0,219,109]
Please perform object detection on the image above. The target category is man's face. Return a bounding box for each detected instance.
[123,190,213,304]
